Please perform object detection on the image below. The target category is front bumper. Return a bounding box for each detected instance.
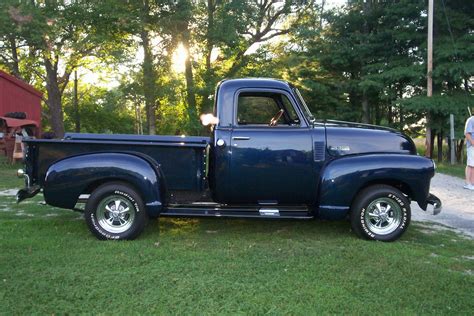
[426,193,442,215]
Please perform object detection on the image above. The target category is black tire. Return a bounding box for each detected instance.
[4,112,27,119]
[350,185,410,242]
[85,182,148,240]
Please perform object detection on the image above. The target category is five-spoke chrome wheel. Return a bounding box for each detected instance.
[351,185,410,242]
[96,195,136,234]
[364,197,402,235]
[85,182,148,240]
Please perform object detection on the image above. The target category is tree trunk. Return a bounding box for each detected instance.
[456,139,464,164]
[425,112,433,158]
[73,70,80,132]
[141,0,156,135]
[361,91,369,123]
[205,0,214,72]
[437,131,443,162]
[199,0,217,114]
[8,35,21,79]
[388,105,393,125]
[447,135,451,163]
[44,58,65,138]
[183,28,199,134]
[320,0,325,28]
[425,123,435,159]
[375,102,381,125]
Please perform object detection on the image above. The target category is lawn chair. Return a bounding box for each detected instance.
[12,134,24,163]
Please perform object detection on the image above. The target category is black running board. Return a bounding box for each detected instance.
[161,205,314,219]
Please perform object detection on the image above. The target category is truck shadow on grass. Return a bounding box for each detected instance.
[147,217,354,241]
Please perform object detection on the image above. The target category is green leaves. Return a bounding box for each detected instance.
[0,0,472,138]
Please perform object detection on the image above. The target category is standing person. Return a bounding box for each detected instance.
[464,112,474,190]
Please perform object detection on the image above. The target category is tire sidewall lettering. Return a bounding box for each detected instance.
[90,213,119,240]
[360,207,375,238]
[360,192,408,239]
[114,190,140,213]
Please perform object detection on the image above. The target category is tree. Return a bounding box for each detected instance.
[193,0,307,114]
[0,0,132,137]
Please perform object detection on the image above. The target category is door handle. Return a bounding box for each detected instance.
[232,136,251,140]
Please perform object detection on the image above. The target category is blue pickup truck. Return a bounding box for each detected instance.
[17,78,441,241]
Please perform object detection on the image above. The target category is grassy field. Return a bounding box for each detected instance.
[414,138,467,179]
[435,162,466,179]
[1,157,473,314]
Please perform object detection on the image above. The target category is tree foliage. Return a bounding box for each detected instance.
[0,0,472,161]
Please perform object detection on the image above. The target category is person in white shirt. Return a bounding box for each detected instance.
[464,113,474,190]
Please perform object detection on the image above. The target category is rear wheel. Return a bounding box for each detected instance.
[350,185,410,242]
[85,182,148,240]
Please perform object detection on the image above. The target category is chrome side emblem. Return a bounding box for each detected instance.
[259,208,280,216]
[329,145,351,152]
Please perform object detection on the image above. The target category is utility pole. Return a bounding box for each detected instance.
[425,0,434,158]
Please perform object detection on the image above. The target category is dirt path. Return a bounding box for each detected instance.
[411,173,474,238]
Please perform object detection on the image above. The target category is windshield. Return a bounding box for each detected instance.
[293,88,315,123]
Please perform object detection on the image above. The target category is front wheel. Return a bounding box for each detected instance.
[85,182,148,240]
[350,185,410,242]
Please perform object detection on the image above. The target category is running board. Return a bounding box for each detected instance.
[160,205,314,219]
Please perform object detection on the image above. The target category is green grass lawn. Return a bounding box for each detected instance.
[435,162,466,179]
[414,138,467,179]
[0,157,24,189]
[1,157,473,314]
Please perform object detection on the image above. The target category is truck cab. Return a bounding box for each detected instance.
[17,78,441,241]
[210,79,321,205]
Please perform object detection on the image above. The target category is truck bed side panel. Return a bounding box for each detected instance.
[25,138,209,192]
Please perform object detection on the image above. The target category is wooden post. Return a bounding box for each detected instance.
[425,0,434,158]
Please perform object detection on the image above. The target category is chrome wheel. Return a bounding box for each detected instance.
[96,195,135,234]
[364,197,402,235]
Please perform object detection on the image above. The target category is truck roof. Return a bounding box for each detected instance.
[215,78,296,127]
[218,78,292,91]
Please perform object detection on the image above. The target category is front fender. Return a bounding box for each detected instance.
[43,152,165,217]
[318,154,435,219]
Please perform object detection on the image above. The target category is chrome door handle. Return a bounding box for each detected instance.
[232,136,250,140]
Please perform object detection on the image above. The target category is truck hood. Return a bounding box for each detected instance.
[322,120,417,157]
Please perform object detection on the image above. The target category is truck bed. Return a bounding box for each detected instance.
[24,133,210,192]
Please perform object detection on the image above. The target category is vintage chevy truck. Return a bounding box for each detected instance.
[17,78,441,241]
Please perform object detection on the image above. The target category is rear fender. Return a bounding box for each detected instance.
[318,154,435,219]
[43,152,166,217]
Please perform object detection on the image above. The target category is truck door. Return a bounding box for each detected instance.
[228,89,316,205]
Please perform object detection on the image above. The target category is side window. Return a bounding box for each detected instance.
[237,92,300,126]
[237,95,280,125]
[281,94,300,125]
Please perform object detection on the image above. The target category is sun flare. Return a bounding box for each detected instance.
[171,43,187,73]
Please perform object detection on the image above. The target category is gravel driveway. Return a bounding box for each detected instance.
[412,173,474,238]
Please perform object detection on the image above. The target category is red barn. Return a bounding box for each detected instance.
[0,70,42,160]
[0,70,42,128]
